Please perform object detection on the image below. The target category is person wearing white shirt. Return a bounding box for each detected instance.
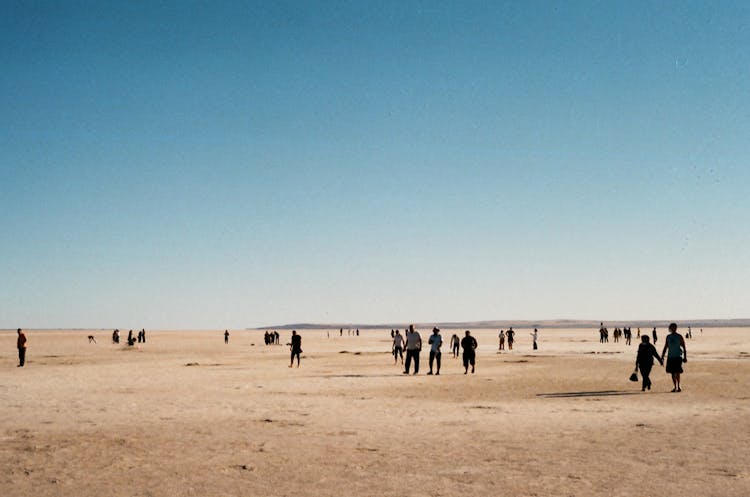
[392,330,404,365]
[403,324,422,375]
[427,327,442,375]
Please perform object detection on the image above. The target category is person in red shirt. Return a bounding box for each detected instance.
[17,328,27,367]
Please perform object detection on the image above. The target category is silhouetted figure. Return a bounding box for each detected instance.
[652,327,658,345]
[127,330,135,346]
[17,329,27,367]
[224,330,230,344]
[661,323,687,392]
[112,329,120,344]
[498,330,505,351]
[635,335,662,391]
[289,330,302,368]
[506,327,515,350]
[461,330,478,374]
[531,328,538,350]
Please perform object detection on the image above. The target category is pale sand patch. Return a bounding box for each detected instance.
[1,327,748,497]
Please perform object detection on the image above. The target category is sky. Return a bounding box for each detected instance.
[1,1,749,329]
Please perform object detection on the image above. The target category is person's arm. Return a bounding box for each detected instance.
[653,345,663,365]
[681,335,687,362]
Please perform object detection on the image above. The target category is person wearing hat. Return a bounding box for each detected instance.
[661,323,687,392]
[634,335,662,391]
[427,327,442,375]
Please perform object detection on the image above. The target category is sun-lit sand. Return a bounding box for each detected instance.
[1,327,748,496]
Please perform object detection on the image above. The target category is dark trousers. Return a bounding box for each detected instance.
[429,351,441,372]
[463,352,475,370]
[405,349,420,374]
[638,363,653,390]
[18,348,26,367]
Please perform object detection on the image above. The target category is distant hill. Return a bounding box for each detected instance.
[250,318,750,330]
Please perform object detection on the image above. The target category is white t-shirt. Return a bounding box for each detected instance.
[429,333,442,352]
[393,334,404,348]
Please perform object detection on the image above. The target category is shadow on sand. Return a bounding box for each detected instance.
[537,390,641,398]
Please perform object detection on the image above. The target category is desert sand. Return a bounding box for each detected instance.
[1,327,748,497]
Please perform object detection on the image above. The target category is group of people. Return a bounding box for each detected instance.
[263,331,280,345]
[392,326,478,375]
[110,329,146,346]
[497,328,517,350]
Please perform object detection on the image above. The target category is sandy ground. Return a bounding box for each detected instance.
[1,326,748,497]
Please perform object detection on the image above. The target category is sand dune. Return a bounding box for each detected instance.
[1,327,748,496]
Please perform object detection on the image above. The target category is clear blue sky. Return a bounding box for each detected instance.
[2,1,748,329]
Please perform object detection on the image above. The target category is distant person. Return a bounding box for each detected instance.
[637,328,641,338]
[392,330,404,365]
[88,335,97,344]
[498,330,505,351]
[450,334,460,358]
[274,331,280,344]
[635,335,662,391]
[340,328,343,337]
[506,327,515,350]
[141,329,146,343]
[652,327,658,345]
[403,325,422,375]
[391,330,404,364]
[599,323,606,343]
[427,327,442,375]
[127,330,135,346]
[661,323,687,392]
[624,327,632,346]
[460,330,478,374]
[356,329,359,336]
[17,329,27,367]
[112,329,120,344]
[224,330,229,344]
[530,328,538,350]
[289,330,302,368]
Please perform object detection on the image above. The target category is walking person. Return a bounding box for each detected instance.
[450,334,460,358]
[289,330,302,368]
[652,327,658,345]
[427,327,442,375]
[224,330,229,344]
[16,328,27,367]
[403,325,421,375]
[635,335,662,391]
[530,328,538,350]
[498,330,505,351]
[392,329,404,365]
[461,330,478,374]
[661,323,687,392]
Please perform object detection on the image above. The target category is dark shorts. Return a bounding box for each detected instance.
[666,357,683,374]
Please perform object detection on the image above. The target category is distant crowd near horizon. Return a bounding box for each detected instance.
[11,322,692,392]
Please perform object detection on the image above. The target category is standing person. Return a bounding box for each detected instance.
[637,328,641,338]
[635,335,662,391]
[599,323,606,343]
[16,329,27,367]
[530,328,538,350]
[498,330,505,351]
[661,323,687,392]
[141,329,146,343]
[403,325,422,375]
[224,330,229,344]
[624,327,632,346]
[460,330,478,374]
[427,327,442,375]
[392,330,404,365]
[506,327,515,350]
[289,330,302,368]
[450,334,460,358]
[112,329,120,344]
[652,327,658,345]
